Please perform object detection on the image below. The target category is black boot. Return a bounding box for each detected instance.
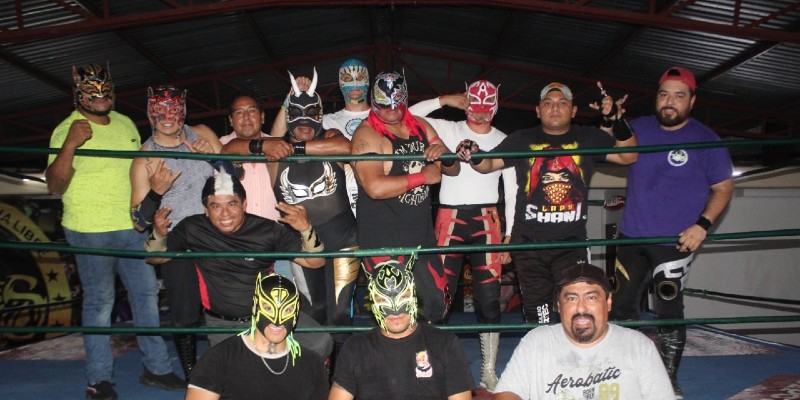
[174,334,197,380]
[658,326,686,399]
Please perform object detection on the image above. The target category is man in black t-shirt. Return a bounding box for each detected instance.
[329,258,474,400]
[186,273,329,400]
[144,170,333,357]
[455,82,638,324]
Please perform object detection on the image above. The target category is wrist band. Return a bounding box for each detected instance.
[695,216,712,231]
[429,136,441,144]
[144,231,167,252]
[299,226,324,253]
[248,139,263,155]
[405,172,426,191]
[146,189,163,201]
[612,118,634,141]
[292,141,306,155]
[470,150,484,165]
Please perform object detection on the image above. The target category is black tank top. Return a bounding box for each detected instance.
[273,160,351,226]
[357,133,436,248]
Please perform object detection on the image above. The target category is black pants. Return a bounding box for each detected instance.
[434,205,502,324]
[160,257,201,327]
[511,236,589,323]
[611,238,694,322]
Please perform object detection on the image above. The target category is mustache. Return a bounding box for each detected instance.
[659,106,678,113]
[572,313,595,323]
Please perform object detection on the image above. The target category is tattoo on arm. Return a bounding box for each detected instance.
[355,139,369,153]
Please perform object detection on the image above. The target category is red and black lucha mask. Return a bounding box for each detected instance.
[72,63,115,112]
[147,85,187,127]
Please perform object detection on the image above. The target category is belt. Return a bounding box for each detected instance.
[203,309,251,322]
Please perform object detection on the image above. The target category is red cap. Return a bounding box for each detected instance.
[659,66,697,91]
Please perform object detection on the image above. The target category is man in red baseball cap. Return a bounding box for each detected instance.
[611,65,734,399]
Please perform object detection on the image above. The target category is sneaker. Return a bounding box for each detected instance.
[139,369,186,391]
[86,381,117,400]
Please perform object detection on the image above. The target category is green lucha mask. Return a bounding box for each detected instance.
[367,258,418,331]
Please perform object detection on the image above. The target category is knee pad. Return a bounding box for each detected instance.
[333,246,360,305]
[653,254,693,301]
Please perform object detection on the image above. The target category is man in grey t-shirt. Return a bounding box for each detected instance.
[493,263,675,400]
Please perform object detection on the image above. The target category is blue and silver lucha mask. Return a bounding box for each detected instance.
[286,68,324,140]
[338,59,369,104]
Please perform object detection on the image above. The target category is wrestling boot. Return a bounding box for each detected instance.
[479,332,500,392]
[174,333,197,380]
[658,326,686,399]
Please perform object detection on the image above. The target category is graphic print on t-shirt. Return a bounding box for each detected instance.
[397,140,430,206]
[279,161,338,204]
[523,142,588,224]
[415,349,433,378]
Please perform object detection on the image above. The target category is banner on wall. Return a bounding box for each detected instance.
[0,202,72,345]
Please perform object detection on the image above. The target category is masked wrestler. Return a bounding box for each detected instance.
[330,258,474,400]
[408,79,517,392]
[130,85,224,379]
[48,64,185,400]
[186,273,329,400]
[222,69,359,364]
[351,71,459,325]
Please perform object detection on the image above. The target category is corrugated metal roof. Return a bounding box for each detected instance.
[0,1,798,169]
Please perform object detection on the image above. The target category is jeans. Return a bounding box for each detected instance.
[64,228,174,384]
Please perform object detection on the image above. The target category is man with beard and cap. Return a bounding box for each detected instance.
[329,257,474,400]
[456,81,637,327]
[493,263,674,400]
[185,272,329,400]
[408,79,517,392]
[129,85,224,380]
[351,71,459,324]
[47,64,185,400]
[610,66,734,399]
[223,68,359,365]
[144,169,333,359]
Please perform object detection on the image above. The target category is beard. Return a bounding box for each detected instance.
[570,314,597,343]
[656,106,689,128]
[78,100,112,117]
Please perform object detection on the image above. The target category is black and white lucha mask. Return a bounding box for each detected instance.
[286,68,324,140]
